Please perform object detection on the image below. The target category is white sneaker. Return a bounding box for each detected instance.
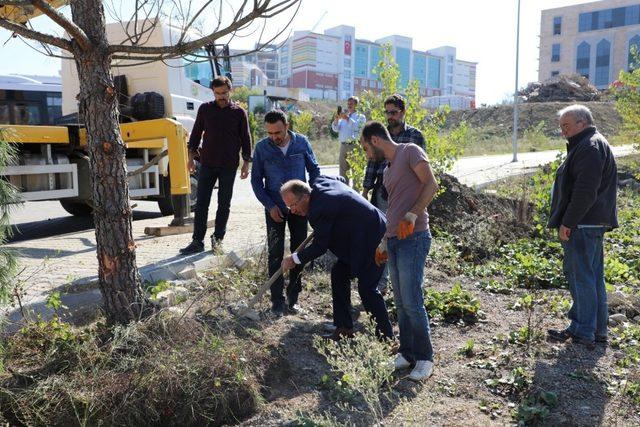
[390,353,411,371]
[408,360,434,381]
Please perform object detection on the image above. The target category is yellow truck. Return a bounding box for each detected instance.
[0,8,231,224]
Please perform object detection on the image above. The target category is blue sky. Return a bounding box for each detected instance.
[0,0,583,105]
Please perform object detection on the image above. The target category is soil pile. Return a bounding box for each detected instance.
[519,74,600,103]
[429,173,533,261]
[445,101,621,138]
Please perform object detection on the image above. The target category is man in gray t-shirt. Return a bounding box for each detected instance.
[360,120,439,382]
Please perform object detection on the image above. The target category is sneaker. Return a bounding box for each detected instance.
[547,328,574,342]
[286,304,306,315]
[408,360,434,381]
[271,302,285,317]
[390,353,411,371]
[595,335,608,346]
[179,240,204,255]
[571,335,596,351]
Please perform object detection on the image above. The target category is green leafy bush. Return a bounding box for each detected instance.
[0,128,18,305]
[424,283,481,324]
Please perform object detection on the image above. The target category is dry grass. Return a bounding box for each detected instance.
[0,269,272,426]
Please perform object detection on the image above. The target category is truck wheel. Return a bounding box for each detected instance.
[157,173,198,216]
[60,199,93,216]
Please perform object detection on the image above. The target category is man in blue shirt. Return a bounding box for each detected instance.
[251,110,321,316]
[332,96,366,185]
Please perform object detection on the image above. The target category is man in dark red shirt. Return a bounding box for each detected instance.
[180,76,252,254]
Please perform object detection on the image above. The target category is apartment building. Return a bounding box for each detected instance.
[539,0,640,89]
[231,25,476,108]
[276,26,476,105]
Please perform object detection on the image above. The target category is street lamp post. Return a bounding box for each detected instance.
[512,0,521,163]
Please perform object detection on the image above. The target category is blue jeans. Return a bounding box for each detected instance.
[387,230,433,362]
[562,227,608,341]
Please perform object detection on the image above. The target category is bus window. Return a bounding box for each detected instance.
[183,49,213,89]
[46,92,62,124]
[0,103,9,124]
[13,103,41,125]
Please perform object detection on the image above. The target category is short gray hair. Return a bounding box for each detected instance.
[280,179,311,197]
[557,104,594,125]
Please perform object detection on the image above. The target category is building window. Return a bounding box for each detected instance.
[551,71,560,77]
[553,16,562,35]
[579,5,640,32]
[576,41,590,79]
[629,34,640,70]
[552,44,561,62]
[427,57,441,88]
[595,39,610,86]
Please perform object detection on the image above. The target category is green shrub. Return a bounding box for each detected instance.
[425,283,481,324]
[0,128,18,305]
[313,317,393,422]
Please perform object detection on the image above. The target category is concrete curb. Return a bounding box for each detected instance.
[1,241,267,333]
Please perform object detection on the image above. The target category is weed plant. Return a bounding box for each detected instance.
[313,316,394,422]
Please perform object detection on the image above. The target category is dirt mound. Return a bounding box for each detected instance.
[429,174,532,261]
[519,74,600,103]
[445,101,621,138]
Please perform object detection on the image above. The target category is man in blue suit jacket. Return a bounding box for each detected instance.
[280,175,393,339]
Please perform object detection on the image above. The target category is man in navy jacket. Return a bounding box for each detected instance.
[251,110,320,316]
[547,104,618,349]
[280,176,393,339]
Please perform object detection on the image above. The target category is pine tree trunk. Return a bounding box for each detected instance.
[70,0,147,324]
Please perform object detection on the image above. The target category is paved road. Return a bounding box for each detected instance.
[9,144,636,241]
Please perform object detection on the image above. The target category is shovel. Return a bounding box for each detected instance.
[234,231,314,320]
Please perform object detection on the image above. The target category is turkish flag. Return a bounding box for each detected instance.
[344,40,351,55]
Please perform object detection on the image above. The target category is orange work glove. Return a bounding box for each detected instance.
[374,237,388,266]
[397,212,417,239]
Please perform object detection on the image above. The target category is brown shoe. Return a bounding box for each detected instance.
[321,327,354,341]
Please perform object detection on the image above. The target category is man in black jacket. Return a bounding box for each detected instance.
[279,176,393,340]
[547,104,618,349]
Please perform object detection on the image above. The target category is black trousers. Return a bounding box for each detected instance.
[192,165,236,242]
[266,210,308,306]
[330,259,393,338]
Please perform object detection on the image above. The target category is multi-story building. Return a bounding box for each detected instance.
[230,45,279,87]
[275,26,476,105]
[232,25,476,108]
[539,0,640,89]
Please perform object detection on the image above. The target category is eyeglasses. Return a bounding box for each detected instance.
[286,196,303,210]
[384,110,401,116]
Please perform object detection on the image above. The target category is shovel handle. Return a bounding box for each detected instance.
[246,231,315,309]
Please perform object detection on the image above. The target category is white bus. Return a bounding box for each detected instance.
[0,74,62,125]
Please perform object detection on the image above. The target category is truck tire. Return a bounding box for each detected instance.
[60,199,93,216]
[157,173,198,216]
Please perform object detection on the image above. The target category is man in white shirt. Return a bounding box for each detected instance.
[332,96,366,185]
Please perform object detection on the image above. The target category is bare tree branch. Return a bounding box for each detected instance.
[109,0,299,56]
[0,17,71,51]
[31,0,90,50]
[176,0,215,46]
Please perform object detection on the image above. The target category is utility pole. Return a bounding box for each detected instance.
[512,0,521,163]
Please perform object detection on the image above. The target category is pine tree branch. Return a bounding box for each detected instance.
[0,16,71,51]
[31,0,91,51]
